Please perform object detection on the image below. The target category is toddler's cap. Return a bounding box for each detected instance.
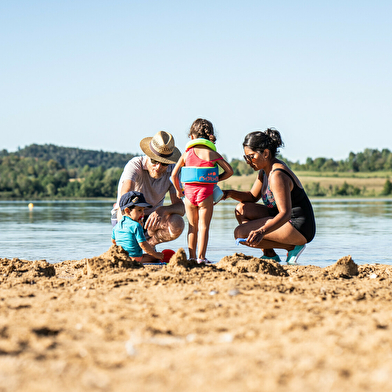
[119,191,152,211]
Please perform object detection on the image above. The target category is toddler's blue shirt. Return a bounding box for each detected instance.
[112,215,146,257]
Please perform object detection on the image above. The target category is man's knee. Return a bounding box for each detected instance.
[168,214,185,239]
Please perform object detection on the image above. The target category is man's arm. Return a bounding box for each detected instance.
[119,179,135,199]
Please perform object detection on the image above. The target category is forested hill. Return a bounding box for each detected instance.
[287,148,392,173]
[0,144,136,170]
[2,144,392,174]
[0,144,137,199]
[229,148,392,175]
[1,143,392,199]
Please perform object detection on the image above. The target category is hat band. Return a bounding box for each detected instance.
[149,142,174,158]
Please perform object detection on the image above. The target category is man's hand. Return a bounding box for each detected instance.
[144,207,166,231]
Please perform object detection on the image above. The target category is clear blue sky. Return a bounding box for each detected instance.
[1,1,391,163]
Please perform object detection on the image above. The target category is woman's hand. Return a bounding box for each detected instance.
[221,190,231,200]
[246,229,265,247]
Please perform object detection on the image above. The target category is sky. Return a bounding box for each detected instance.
[1,1,391,163]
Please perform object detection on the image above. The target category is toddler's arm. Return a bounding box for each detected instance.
[216,155,234,182]
[139,241,164,260]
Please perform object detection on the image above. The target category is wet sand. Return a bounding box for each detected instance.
[1,246,392,392]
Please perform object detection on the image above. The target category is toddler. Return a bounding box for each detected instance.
[112,191,164,262]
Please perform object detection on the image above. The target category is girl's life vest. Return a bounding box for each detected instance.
[181,138,219,184]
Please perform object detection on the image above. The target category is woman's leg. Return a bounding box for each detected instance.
[234,217,307,251]
[235,202,278,257]
[235,202,271,224]
[197,195,214,260]
[184,197,199,259]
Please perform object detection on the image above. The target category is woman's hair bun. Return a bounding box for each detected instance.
[243,127,284,158]
[265,128,283,149]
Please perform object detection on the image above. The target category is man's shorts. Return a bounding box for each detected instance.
[111,207,118,227]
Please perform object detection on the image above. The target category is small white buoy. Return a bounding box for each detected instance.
[28,203,34,210]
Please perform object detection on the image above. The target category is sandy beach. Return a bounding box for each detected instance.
[1,246,392,392]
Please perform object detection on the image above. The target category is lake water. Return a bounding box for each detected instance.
[1,199,391,267]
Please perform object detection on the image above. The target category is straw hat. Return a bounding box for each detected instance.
[140,131,181,164]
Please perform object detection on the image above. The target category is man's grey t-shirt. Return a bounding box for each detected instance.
[117,156,176,216]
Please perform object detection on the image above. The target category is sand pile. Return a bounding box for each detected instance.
[0,258,55,285]
[216,252,288,276]
[86,245,143,278]
[325,255,359,278]
[163,248,200,271]
[1,249,392,392]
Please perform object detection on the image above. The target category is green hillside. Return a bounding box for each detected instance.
[1,144,392,199]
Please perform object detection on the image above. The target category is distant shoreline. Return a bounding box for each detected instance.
[221,172,392,198]
[1,172,392,201]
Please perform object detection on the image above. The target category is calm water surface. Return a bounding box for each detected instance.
[1,199,392,267]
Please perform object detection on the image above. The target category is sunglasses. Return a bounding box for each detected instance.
[151,158,169,167]
[243,154,256,164]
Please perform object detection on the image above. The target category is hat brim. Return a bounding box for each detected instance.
[120,201,152,210]
[140,137,182,165]
[135,202,152,208]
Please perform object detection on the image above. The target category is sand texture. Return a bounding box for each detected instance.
[1,246,392,391]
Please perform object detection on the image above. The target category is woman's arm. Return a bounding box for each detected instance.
[246,171,293,245]
[222,170,264,203]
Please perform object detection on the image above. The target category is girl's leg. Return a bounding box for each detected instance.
[184,197,199,259]
[197,194,214,260]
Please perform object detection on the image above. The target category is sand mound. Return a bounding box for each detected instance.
[325,255,359,278]
[0,258,55,282]
[54,259,86,279]
[4,249,392,391]
[163,248,200,272]
[86,245,143,278]
[358,264,392,279]
[216,253,288,276]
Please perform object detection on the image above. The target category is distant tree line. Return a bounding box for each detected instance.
[1,144,392,199]
[228,148,392,174]
[286,148,392,172]
[0,144,135,170]
[0,155,124,199]
[0,144,135,199]
[302,178,392,198]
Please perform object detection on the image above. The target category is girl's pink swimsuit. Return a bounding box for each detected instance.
[184,148,222,206]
